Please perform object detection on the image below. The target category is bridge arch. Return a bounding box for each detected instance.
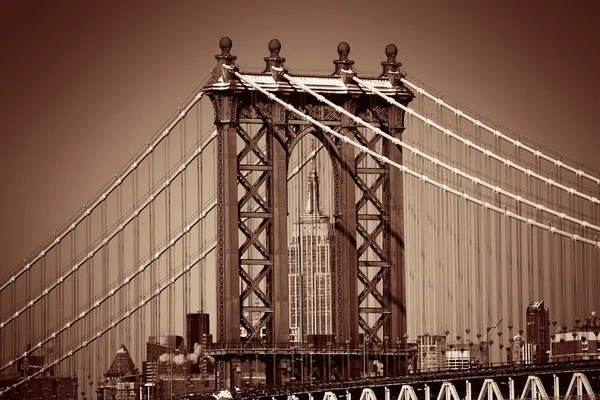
[436,382,461,400]
[565,372,596,400]
[477,379,504,400]
[397,385,419,400]
[359,388,378,400]
[520,376,548,400]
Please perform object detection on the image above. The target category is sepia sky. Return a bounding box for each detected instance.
[1,0,599,276]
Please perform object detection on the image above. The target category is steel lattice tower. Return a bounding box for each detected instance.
[202,37,413,389]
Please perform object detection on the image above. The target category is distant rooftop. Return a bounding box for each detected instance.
[105,344,138,378]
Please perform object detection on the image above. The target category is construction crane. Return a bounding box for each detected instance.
[474,318,502,365]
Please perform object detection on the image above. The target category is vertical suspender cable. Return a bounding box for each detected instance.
[454,113,461,336]
[74,228,80,394]
[167,121,173,390]
[58,234,64,375]
[121,170,128,356]
[559,162,566,325]
[482,117,492,338]
[38,250,42,369]
[578,172,585,318]
[53,241,57,379]
[434,100,443,334]
[506,153,513,338]
[133,167,141,372]
[12,284,16,371]
[198,100,204,314]
[594,193,598,309]
[570,176,576,320]
[150,151,157,339]
[417,95,426,334]
[456,111,466,337]
[181,112,191,393]
[427,104,437,335]
[437,99,449,333]
[527,154,534,304]
[475,115,483,338]
[516,145,523,330]
[181,114,187,387]
[70,233,75,376]
[117,181,122,348]
[536,153,544,308]
[298,128,304,344]
[86,216,91,398]
[495,134,502,357]
[551,167,558,324]
[102,199,108,372]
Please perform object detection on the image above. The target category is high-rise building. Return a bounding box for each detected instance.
[417,334,446,372]
[445,349,470,370]
[186,313,210,374]
[526,300,550,363]
[0,352,77,399]
[288,161,333,344]
[186,313,210,354]
[551,312,600,361]
[511,334,526,364]
[97,345,140,400]
[145,335,186,383]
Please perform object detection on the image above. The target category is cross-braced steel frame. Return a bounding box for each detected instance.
[203,37,413,389]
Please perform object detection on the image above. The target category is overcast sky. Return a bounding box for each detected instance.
[1,1,599,273]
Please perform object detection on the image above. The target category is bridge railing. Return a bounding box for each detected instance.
[234,358,600,399]
[205,341,414,356]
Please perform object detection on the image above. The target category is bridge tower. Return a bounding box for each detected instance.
[202,37,413,389]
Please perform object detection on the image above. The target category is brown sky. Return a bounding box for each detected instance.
[1,1,599,274]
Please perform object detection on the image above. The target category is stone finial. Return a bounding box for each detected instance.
[268,39,282,57]
[263,39,287,81]
[381,43,404,76]
[381,43,407,88]
[332,42,355,76]
[214,37,237,82]
[215,37,236,64]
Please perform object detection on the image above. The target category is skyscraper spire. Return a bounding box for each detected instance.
[304,156,324,216]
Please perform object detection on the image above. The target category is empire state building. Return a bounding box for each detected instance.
[288,161,333,344]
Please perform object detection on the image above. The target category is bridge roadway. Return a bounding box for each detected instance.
[239,359,600,400]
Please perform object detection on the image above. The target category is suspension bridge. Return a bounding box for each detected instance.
[0,37,599,399]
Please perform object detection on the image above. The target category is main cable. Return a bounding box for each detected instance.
[401,76,600,187]
[236,72,600,248]
[282,72,600,237]
[0,240,217,397]
[0,197,217,372]
[0,129,217,330]
[0,92,206,295]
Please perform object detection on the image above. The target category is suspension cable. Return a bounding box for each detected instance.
[236,72,600,248]
[0,92,206,296]
[0,240,217,397]
[281,73,600,236]
[352,76,600,221]
[0,197,217,372]
[401,77,600,187]
[0,129,217,330]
